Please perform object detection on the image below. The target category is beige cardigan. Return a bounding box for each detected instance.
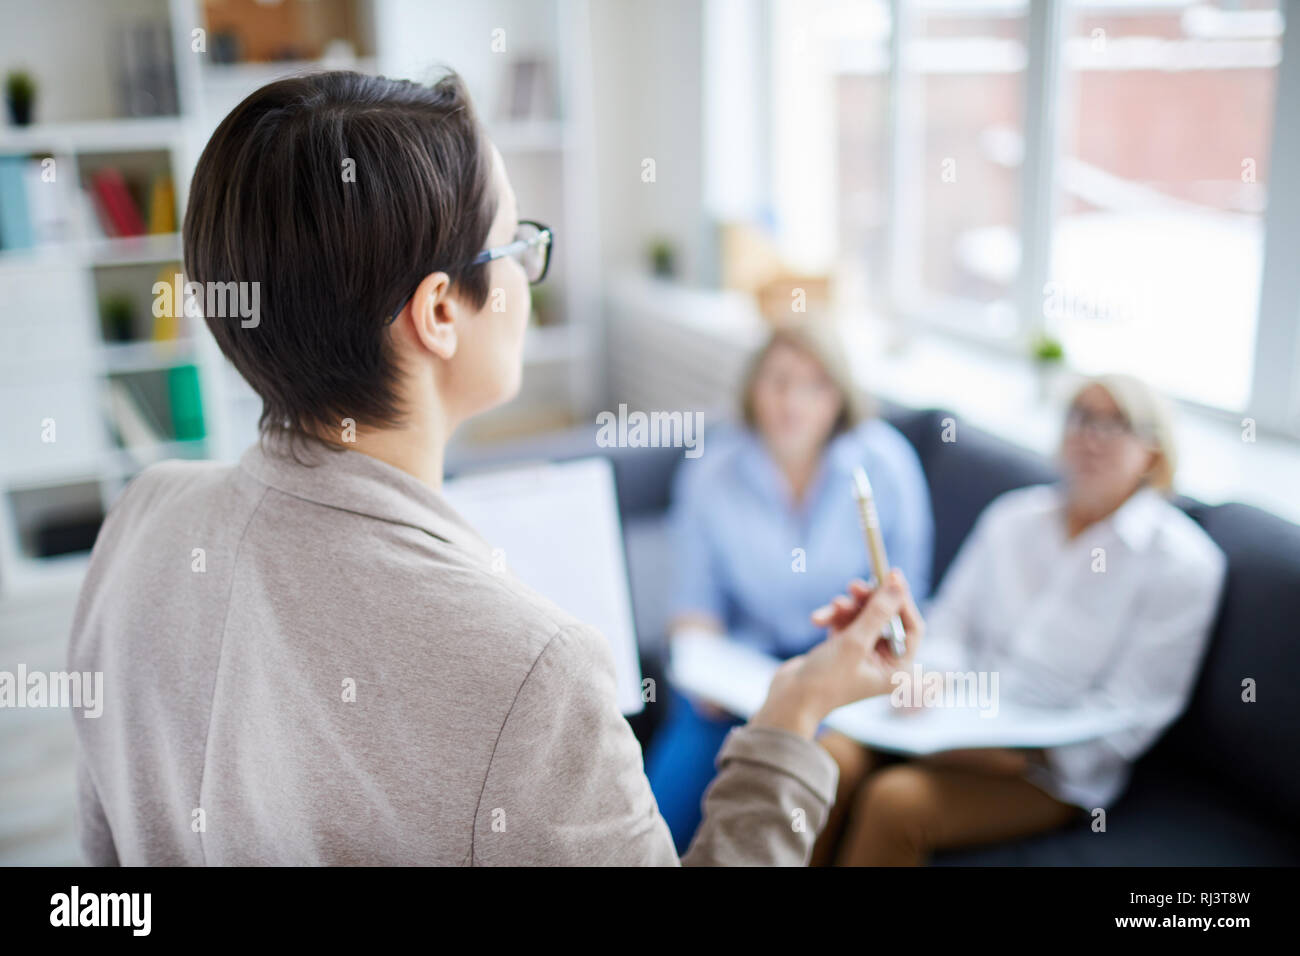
[68,433,837,865]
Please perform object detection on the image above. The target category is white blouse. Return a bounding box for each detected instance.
[920,484,1227,809]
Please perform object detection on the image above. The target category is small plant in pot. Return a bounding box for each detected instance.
[649,238,676,279]
[1031,333,1066,401]
[529,284,555,327]
[5,71,36,126]
[100,295,136,343]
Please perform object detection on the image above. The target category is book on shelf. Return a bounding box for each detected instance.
[90,168,147,237]
[19,158,77,246]
[0,155,33,250]
[499,59,556,123]
[104,377,168,450]
[0,155,80,250]
[151,263,183,340]
[79,188,106,241]
[0,155,172,250]
[147,174,176,234]
[85,168,175,240]
[114,19,179,117]
[103,364,206,455]
[167,364,206,442]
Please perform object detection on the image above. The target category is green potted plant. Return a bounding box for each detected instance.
[649,238,676,279]
[529,284,554,327]
[101,295,136,343]
[1030,333,1066,401]
[5,70,36,126]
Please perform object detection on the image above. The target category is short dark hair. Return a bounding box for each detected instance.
[183,70,497,438]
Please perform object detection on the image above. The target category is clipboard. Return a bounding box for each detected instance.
[668,632,1135,754]
[443,457,645,715]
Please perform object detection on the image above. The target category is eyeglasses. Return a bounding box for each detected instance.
[754,370,837,399]
[387,219,553,324]
[1065,406,1138,443]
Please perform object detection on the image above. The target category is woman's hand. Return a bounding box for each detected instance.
[751,570,924,738]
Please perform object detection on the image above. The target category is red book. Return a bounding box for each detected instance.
[90,168,146,237]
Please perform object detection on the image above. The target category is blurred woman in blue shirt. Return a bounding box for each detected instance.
[644,324,934,852]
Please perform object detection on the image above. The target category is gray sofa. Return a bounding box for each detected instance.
[447,403,1300,866]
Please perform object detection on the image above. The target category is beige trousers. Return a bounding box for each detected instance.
[814,731,1081,867]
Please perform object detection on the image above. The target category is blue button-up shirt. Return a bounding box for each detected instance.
[669,419,934,658]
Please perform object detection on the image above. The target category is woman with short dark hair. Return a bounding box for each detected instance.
[67,70,923,866]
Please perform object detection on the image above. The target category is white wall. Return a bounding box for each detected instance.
[373,0,705,279]
[589,0,706,284]
[374,0,559,110]
[0,0,174,123]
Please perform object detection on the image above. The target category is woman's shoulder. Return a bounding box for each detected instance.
[971,483,1063,534]
[1143,494,1228,578]
[839,417,925,483]
[853,417,918,459]
[671,421,752,493]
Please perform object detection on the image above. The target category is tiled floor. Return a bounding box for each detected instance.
[1,587,82,866]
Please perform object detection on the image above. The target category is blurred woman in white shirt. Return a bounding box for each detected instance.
[828,374,1227,866]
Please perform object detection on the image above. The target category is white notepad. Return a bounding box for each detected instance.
[668,632,1134,754]
[443,457,644,715]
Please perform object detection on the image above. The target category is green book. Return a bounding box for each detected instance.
[167,364,206,442]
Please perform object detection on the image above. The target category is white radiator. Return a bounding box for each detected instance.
[603,274,768,416]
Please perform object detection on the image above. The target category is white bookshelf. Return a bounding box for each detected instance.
[0,0,602,599]
[374,0,603,444]
[185,0,603,446]
[0,102,202,597]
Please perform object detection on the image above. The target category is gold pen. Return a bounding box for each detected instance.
[851,466,907,658]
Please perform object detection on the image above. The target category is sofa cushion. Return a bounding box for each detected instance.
[886,409,1058,587]
[447,422,685,518]
[933,757,1300,866]
[888,410,1300,841]
[447,405,1300,864]
[1151,501,1300,830]
[622,514,675,660]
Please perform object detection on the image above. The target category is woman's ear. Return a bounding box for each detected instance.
[1131,440,1160,490]
[407,271,460,360]
[1144,447,1163,485]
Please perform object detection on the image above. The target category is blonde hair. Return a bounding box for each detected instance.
[740,323,871,438]
[1068,373,1178,493]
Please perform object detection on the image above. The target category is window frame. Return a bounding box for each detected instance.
[872,0,1300,437]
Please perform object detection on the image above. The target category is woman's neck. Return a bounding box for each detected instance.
[1064,493,1131,539]
[349,409,451,491]
[772,449,821,505]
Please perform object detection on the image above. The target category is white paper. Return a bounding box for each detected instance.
[668,632,1134,755]
[444,457,645,715]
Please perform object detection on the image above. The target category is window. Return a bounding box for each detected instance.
[828,1,893,308]
[1049,0,1283,411]
[760,0,1296,425]
[770,0,892,287]
[894,1,1029,336]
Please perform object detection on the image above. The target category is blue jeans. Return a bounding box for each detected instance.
[644,686,744,854]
